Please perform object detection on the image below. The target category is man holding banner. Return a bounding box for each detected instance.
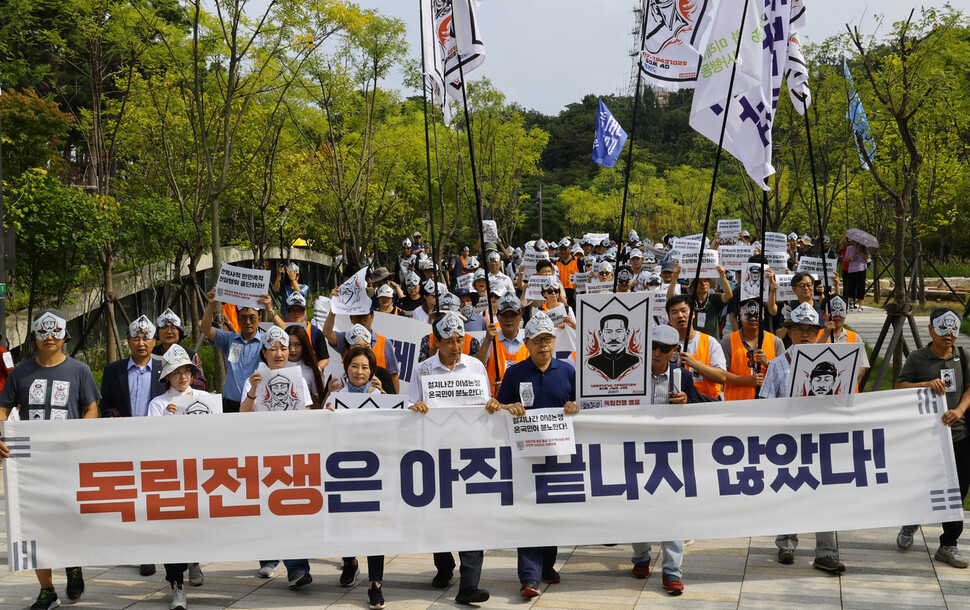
[759,303,845,574]
[488,312,578,599]
[201,289,280,413]
[407,311,491,605]
[0,309,100,609]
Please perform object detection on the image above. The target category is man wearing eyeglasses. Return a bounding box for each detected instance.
[99,315,165,420]
[894,308,970,568]
[202,289,280,413]
[0,309,100,609]
[759,302,845,575]
[488,312,578,599]
[721,300,784,401]
[628,324,701,595]
[775,272,823,342]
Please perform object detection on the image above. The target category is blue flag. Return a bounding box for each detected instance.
[844,58,877,171]
[592,99,628,168]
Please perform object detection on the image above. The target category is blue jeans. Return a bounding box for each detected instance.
[517,546,557,584]
[632,541,684,579]
[259,559,310,579]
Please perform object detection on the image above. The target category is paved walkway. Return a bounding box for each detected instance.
[846,306,970,353]
[2,470,970,609]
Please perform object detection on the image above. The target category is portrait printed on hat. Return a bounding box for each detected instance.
[577,293,652,405]
[785,343,864,398]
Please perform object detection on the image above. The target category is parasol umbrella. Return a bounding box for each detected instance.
[845,228,879,249]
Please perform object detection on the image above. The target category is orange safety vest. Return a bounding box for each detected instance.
[373,334,388,370]
[556,257,578,289]
[817,328,857,343]
[486,337,530,396]
[222,303,240,334]
[724,331,778,401]
[686,332,722,399]
[429,333,474,356]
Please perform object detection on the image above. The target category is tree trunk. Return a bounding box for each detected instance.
[103,257,118,362]
[892,204,907,306]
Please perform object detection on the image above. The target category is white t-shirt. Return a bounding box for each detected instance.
[287,360,321,397]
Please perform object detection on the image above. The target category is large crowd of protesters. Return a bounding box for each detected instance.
[1,225,968,610]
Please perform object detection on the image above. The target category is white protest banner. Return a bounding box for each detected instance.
[170,393,223,416]
[584,232,610,245]
[584,280,614,294]
[214,263,271,310]
[372,312,431,396]
[670,238,702,254]
[521,248,549,279]
[327,393,408,410]
[682,233,704,241]
[649,290,669,325]
[253,365,307,412]
[525,276,549,301]
[717,219,743,239]
[422,373,490,407]
[457,273,475,293]
[572,272,588,294]
[775,274,796,301]
[482,220,499,243]
[507,409,576,457]
[718,245,755,270]
[546,304,567,327]
[577,293,652,409]
[764,232,788,252]
[330,267,371,315]
[797,256,831,275]
[787,344,864,398]
[4,389,957,570]
[677,249,720,279]
[766,251,790,273]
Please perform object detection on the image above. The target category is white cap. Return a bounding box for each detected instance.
[786,302,823,328]
[128,315,157,339]
[653,325,680,346]
[286,292,307,309]
[434,311,466,339]
[261,325,290,349]
[345,324,372,345]
[524,311,556,340]
[497,292,521,313]
[159,344,200,380]
[376,284,394,299]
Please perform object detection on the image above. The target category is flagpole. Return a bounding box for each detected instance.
[800,95,831,315]
[453,23,502,386]
[417,0,440,315]
[683,0,752,355]
[613,0,651,293]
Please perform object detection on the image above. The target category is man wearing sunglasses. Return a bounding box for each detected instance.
[629,324,701,595]
[0,309,100,609]
[721,300,784,401]
[894,308,970,567]
[759,302,845,575]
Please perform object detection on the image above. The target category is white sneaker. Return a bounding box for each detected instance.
[187,563,203,586]
[170,584,187,610]
[257,564,277,579]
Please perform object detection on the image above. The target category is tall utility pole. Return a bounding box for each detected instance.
[0,88,7,345]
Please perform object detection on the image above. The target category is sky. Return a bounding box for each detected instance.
[348,0,968,115]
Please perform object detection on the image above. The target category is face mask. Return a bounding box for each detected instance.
[933,311,960,337]
[828,297,848,319]
[460,304,474,319]
[33,312,67,341]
